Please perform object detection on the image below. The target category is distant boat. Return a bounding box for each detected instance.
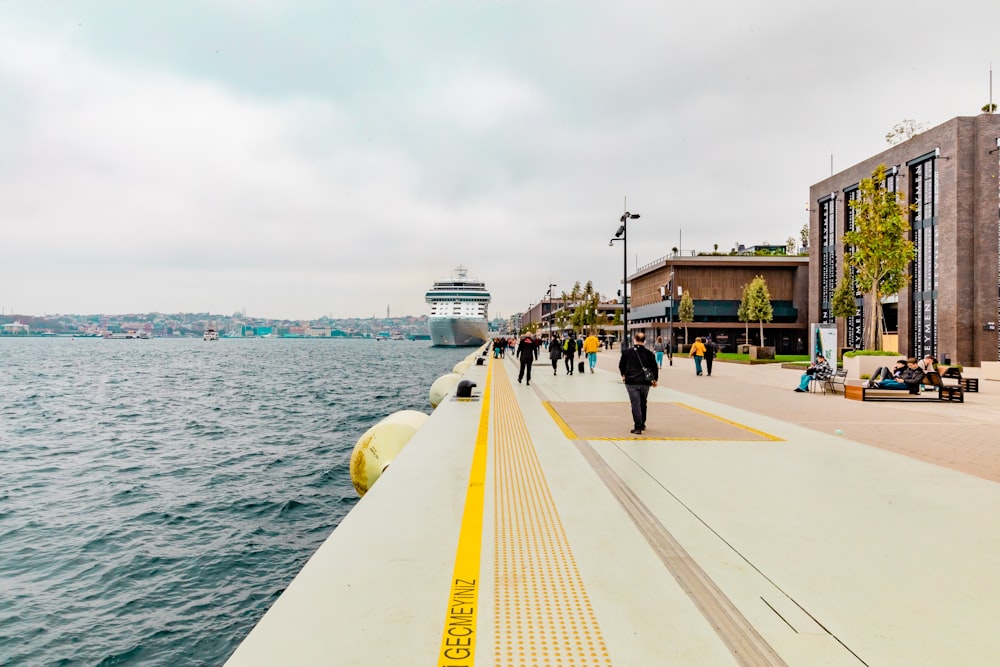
[103,330,151,339]
[425,265,490,347]
[204,328,219,341]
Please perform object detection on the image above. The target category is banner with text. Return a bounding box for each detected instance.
[810,323,838,363]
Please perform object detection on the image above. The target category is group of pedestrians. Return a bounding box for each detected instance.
[688,335,717,376]
[517,332,608,384]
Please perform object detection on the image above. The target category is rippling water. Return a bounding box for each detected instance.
[0,337,470,666]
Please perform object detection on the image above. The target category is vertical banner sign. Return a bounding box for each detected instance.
[810,323,837,362]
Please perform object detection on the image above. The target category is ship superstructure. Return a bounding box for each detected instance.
[425,266,490,347]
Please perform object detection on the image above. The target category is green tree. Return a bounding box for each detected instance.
[831,274,857,321]
[577,281,602,334]
[745,275,773,345]
[737,283,749,344]
[678,290,694,345]
[799,223,809,251]
[843,164,917,350]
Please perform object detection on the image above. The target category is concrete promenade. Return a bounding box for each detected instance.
[227,346,1000,666]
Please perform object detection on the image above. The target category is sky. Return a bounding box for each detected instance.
[2,1,998,321]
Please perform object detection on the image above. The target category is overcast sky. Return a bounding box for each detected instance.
[2,1,997,321]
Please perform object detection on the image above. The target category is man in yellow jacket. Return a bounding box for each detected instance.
[583,333,601,373]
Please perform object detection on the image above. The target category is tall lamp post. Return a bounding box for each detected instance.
[609,209,640,348]
[547,283,557,344]
[660,271,675,365]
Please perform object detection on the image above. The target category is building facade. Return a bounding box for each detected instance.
[809,114,1000,366]
[627,254,809,353]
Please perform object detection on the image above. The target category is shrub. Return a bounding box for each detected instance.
[843,350,898,358]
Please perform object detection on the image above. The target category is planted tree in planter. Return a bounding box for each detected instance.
[745,275,773,346]
[843,164,916,350]
[678,290,694,345]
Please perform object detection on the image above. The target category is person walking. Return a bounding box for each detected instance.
[563,333,576,375]
[704,335,717,376]
[618,331,658,434]
[548,335,563,375]
[691,336,707,376]
[516,334,536,385]
[583,332,600,373]
[653,336,665,368]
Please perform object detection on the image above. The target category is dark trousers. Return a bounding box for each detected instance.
[518,360,533,383]
[564,355,574,373]
[705,356,714,376]
[626,384,650,430]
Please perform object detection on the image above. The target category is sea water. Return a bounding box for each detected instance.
[0,337,470,666]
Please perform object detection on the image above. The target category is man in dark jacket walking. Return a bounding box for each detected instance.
[618,332,658,434]
[516,335,536,385]
[704,335,717,376]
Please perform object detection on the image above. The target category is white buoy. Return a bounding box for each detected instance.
[429,372,461,409]
[349,410,429,497]
[453,360,473,375]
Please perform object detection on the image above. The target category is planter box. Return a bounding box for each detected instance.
[749,346,775,360]
[842,354,901,379]
[980,361,1000,381]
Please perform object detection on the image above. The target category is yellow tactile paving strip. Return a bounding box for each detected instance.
[491,361,612,667]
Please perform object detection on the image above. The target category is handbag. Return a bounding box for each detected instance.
[635,348,654,382]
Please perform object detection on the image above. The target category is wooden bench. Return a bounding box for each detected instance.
[941,367,978,392]
[856,371,963,403]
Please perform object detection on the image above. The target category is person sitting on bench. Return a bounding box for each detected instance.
[794,354,832,392]
[867,360,906,387]
[872,358,924,393]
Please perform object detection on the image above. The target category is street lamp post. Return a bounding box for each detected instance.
[660,274,674,366]
[610,208,640,348]
[547,283,556,344]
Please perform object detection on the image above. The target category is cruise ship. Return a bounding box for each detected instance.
[425,266,491,347]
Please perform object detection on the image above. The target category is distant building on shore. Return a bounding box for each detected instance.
[0,320,30,335]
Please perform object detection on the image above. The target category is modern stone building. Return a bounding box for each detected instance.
[809,114,1000,366]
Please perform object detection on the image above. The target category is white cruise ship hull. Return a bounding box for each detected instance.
[428,317,488,347]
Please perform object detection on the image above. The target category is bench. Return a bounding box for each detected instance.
[857,371,963,403]
[941,367,978,392]
[823,368,848,395]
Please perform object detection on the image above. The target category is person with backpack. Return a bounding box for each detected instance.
[548,335,563,375]
[563,333,576,375]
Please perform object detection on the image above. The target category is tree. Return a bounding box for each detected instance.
[983,103,997,113]
[885,119,927,145]
[799,223,809,251]
[678,290,694,345]
[576,281,602,334]
[843,164,916,350]
[745,275,773,346]
[831,275,857,321]
[737,284,750,345]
